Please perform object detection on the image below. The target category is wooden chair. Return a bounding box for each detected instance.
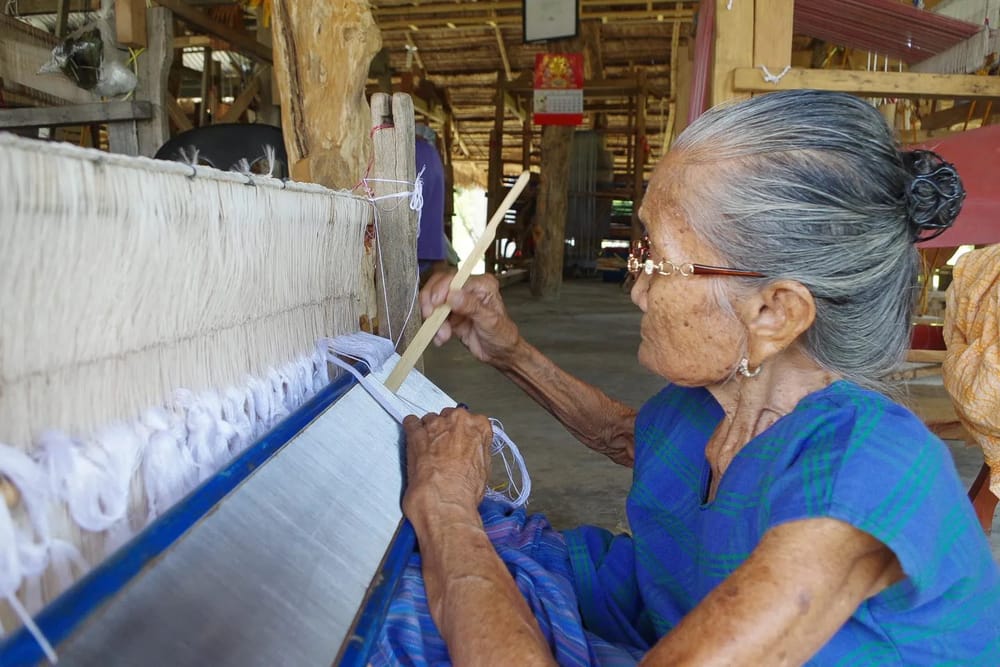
[968,464,999,534]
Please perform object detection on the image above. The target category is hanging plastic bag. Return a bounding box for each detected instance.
[37,10,137,98]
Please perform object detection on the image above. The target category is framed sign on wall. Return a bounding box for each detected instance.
[522,0,579,43]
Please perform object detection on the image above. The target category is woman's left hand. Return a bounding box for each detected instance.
[401,407,494,521]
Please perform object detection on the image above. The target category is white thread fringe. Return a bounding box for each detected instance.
[0,345,333,660]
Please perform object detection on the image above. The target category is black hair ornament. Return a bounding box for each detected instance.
[901,149,966,243]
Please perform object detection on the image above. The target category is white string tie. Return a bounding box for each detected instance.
[727,0,733,9]
[485,419,531,507]
[261,144,278,178]
[410,164,425,213]
[760,64,791,84]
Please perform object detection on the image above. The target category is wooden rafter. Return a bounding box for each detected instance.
[734,67,1000,100]
[378,7,693,31]
[217,69,263,123]
[491,22,512,82]
[404,31,425,71]
[7,0,234,12]
[0,100,152,128]
[153,0,272,63]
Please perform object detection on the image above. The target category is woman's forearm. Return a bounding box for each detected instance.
[409,500,556,666]
[496,337,637,466]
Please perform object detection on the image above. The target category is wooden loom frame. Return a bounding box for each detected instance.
[0,90,427,663]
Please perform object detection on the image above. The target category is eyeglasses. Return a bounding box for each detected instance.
[627,235,765,279]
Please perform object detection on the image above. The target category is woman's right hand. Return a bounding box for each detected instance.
[419,272,521,367]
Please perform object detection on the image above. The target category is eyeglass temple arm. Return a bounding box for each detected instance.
[689,263,765,278]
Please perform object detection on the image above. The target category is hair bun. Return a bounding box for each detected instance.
[900,149,965,243]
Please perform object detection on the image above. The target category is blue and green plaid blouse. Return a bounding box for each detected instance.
[375,381,1000,665]
[565,380,1000,664]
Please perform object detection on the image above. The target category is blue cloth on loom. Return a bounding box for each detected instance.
[373,381,1000,665]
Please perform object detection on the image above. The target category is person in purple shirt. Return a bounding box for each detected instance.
[415,123,447,281]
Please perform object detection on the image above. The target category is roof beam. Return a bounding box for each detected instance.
[0,100,152,129]
[7,0,231,13]
[920,102,975,131]
[733,67,1000,100]
[153,0,272,63]
[375,0,689,17]
[503,91,524,123]
[379,8,693,31]
[217,70,263,123]
[404,32,425,71]
[582,21,605,79]
[491,22,512,81]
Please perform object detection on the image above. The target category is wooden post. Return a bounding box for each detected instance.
[486,77,505,274]
[255,15,281,126]
[711,0,754,107]
[271,0,381,189]
[103,0,136,154]
[135,6,172,156]
[370,93,421,349]
[442,113,455,239]
[631,71,647,241]
[625,94,635,179]
[530,123,573,299]
[55,0,70,38]
[674,43,693,137]
[522,96,533,171]
[198,46,212,127]
[116,0,148,48]
[753,0,793,96]
[665,21,681,151]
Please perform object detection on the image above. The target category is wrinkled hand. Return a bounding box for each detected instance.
[402,408,494,520]
[419,272,520,368]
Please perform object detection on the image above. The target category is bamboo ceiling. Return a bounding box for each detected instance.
[368,1,695,185]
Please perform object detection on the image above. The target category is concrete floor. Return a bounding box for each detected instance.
[421,278,1000,560]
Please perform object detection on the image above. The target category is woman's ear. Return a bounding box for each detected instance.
[739,280,816,363]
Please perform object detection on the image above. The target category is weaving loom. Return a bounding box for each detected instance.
[0,94,440,665]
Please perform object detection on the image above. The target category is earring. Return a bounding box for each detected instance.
[738,358,761,378]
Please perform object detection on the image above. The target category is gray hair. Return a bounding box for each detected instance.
[671,90,931,394]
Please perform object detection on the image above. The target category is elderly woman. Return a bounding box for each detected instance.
[374,90,1000,665]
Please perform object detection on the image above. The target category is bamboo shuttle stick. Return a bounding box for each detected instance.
[384,171,531,392]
